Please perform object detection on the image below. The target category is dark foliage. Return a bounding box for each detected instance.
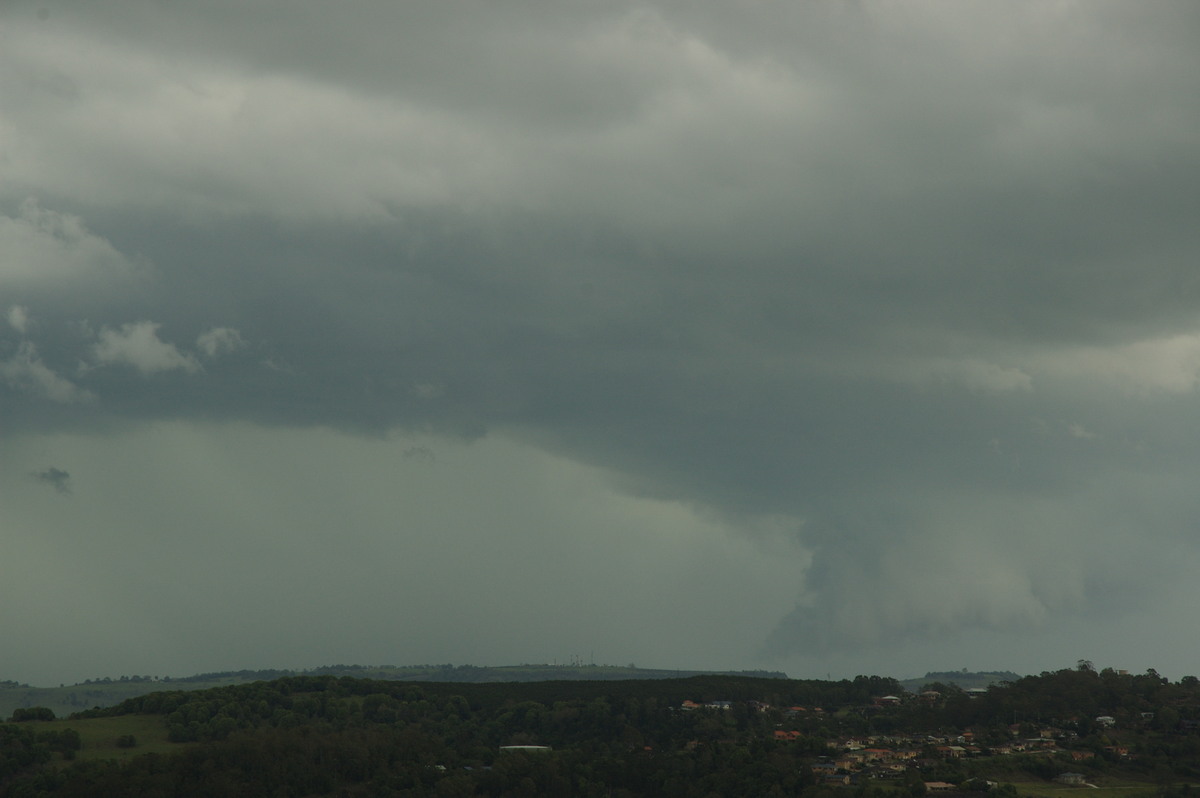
[7,708,54,723]
[3,667,1200,796]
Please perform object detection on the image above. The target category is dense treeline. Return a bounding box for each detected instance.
[0,723,81,784]
[68,673,905,742]
[0,665,792,722]
[4,666,1200,796]
[902,666,1200,739]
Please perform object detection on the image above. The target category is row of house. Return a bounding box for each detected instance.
[677,697,1132,775]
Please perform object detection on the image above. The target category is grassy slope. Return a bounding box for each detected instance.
[0,677,249,722]
[1010,785,1155,798]
[22,714,195,764]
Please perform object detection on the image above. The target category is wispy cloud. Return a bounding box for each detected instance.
[1,341,92,403]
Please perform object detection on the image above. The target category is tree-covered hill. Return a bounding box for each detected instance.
[0,664,786,721]
[4,664,1200,797]
[898,671,1024,693]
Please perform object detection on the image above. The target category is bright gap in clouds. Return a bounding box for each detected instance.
[2,422,806,686]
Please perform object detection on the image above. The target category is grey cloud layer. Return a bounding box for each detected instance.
[3,0,1200,662]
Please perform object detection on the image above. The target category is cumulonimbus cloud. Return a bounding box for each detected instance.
[1,0,1198,677]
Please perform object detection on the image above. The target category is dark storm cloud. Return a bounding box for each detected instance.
[3,0,1200,665]
[32,466,71,494]
[402,446,435,465]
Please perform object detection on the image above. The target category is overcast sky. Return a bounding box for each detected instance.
[3,1,1199,687]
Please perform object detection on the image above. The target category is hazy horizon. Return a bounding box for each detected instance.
[10,660,1034,691]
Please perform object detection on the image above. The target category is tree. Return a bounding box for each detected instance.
[903,767,927,797]
[10,706,55,722]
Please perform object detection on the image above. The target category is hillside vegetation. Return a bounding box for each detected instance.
[0,664,786,721]
[2,664,1198,797]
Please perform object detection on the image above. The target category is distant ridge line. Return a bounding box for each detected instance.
[0,664,789,719]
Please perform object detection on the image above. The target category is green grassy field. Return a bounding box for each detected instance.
[24,714,194,763]
[1008,781,1158,798]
